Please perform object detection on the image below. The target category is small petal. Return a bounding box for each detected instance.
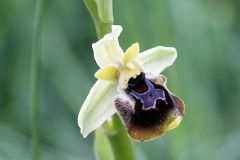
[137,46,177,74]
[92,25,124,68]
[78,80,118,138]
[95,66,119,82]
[121,43,139,64]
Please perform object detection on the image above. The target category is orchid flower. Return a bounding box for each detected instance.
[78,25,185,141]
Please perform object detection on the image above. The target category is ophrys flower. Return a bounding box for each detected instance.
[78,25,185,141]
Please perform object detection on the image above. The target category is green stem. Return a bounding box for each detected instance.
[107,115,136,160]
[30,0,43,159]
[83,0,112,38]
[83,0,136,160]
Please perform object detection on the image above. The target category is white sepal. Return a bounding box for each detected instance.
[92,25,124,68]
[78,80,118,138]
[137,46,177,74]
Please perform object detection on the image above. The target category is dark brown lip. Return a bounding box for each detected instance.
[114,73,185,141]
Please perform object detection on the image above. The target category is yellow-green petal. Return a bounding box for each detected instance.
[121,43,139,64]
[95,66,119,82]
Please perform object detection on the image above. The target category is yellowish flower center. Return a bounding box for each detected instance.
[95,43,143,89]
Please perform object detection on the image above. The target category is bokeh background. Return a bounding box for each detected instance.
[1,0,240,159]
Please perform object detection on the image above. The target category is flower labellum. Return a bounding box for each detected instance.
[78,25,185,141]
[115,73,184,141]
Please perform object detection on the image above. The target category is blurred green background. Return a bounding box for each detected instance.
[1,0,240,159]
